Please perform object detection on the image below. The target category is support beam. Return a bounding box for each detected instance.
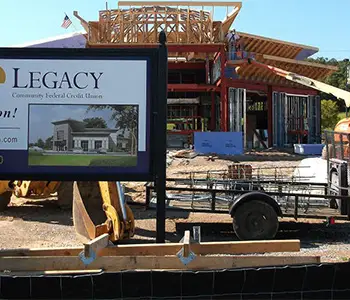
[267,85,273,147]
[168,84,219,92]
[0,240,301,257]
[168,44,224,53]
[226,78,268,92]
[211,91,216,130]
[225,78,318,95]
[118,1,243,7]
[88,43,224,54]
[168,62,205,70]
[220,46,228,131]
[272,85,318,95]
[0,256,320,272]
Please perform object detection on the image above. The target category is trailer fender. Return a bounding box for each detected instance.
[229,191,282,217]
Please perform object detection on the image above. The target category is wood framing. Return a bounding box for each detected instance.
[82,0,242,62]
[118,1,242,7]
[0,255,321,272]
[0,239,301,257]
[0,234,321,273]
[238,31,319,60]
[228,54,338,88]
[87,4,240,45]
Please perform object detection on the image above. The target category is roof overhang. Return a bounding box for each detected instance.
[11,31,87,48]
[71,131,115,136]
[228,54,338,87]
[237,31,319,60]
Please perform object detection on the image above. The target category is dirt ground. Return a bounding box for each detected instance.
[1,150,350,264]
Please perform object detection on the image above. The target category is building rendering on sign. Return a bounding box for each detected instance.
[20,1,339,150]
[52,119,129,152]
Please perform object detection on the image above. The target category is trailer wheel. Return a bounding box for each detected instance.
[0,192,12,212]
[232,200,279,240]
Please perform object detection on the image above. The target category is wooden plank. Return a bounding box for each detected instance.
[0,255,320,272]
[118,1,242,7]
[0,240,301,257]
[183,230,191,257]
[84,233,110,257]
[262,54,338,71]
[1,270,103,276]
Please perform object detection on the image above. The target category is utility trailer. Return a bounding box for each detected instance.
[146,163,350,240]
[323,130,350,217]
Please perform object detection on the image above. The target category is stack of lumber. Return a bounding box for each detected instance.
[0,232,320,274]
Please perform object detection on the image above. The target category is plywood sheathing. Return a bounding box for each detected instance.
[232,54,338,88]
[237,32,319,60]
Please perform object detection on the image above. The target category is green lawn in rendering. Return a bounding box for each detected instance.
[28,151,137,167]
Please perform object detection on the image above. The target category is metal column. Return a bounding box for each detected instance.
[307,95,321,144]
[228,87,247,147]
[272,91,286,147]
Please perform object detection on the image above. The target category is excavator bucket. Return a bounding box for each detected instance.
[72,181,135,244]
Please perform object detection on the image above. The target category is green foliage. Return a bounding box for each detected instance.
[28,153,137,167]
[36,138,45,149]
[83,117,107,128]
[89,156,137,167]
[86,105,138,155]
[44,136,53,150]
[305,57,350,110]
[321,99,341,131]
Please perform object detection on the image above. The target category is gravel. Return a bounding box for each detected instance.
[0,153,350,263]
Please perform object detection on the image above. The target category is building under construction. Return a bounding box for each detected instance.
[57,1,337,150]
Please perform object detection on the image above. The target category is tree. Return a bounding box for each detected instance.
[83,117,107,128]
[36,138,45,149]
[86,105,138,155]
[44,136,53,150]
[305,57,349,111]
[321,99,341,131]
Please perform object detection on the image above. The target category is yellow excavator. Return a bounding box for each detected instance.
[0,56,349,245]
[0,180,135,244]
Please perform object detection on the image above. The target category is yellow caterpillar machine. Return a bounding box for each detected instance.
[0,180,135,244]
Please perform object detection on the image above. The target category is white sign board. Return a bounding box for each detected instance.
[0,59,147,151]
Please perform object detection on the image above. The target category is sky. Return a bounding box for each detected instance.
[28,104,118,143]
[0,0,349,60]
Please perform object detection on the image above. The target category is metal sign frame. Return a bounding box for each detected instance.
[0,41,168,183]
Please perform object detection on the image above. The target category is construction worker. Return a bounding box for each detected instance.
[225,29,235,60]
[226,29,241,60]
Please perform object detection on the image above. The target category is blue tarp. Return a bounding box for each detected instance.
[294,144,325,155]
[194,132,243,155]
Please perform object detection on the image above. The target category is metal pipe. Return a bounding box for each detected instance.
[116,181,128,222]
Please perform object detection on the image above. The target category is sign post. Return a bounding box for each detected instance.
[155,32,168,243]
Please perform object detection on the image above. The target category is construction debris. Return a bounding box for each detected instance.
[173,149,198,159]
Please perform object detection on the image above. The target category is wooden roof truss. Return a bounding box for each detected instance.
[232,54,338,88]
[74,1,337,86]
[85,1,241,45]
[238,32,314,60]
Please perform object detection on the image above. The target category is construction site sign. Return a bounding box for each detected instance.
[0,47,167,181]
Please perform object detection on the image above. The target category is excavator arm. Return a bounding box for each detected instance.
[238,58,350,107]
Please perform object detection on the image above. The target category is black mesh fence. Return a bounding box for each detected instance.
[1,261,350,299]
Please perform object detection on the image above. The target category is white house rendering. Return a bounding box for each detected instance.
[52,119,130,152]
